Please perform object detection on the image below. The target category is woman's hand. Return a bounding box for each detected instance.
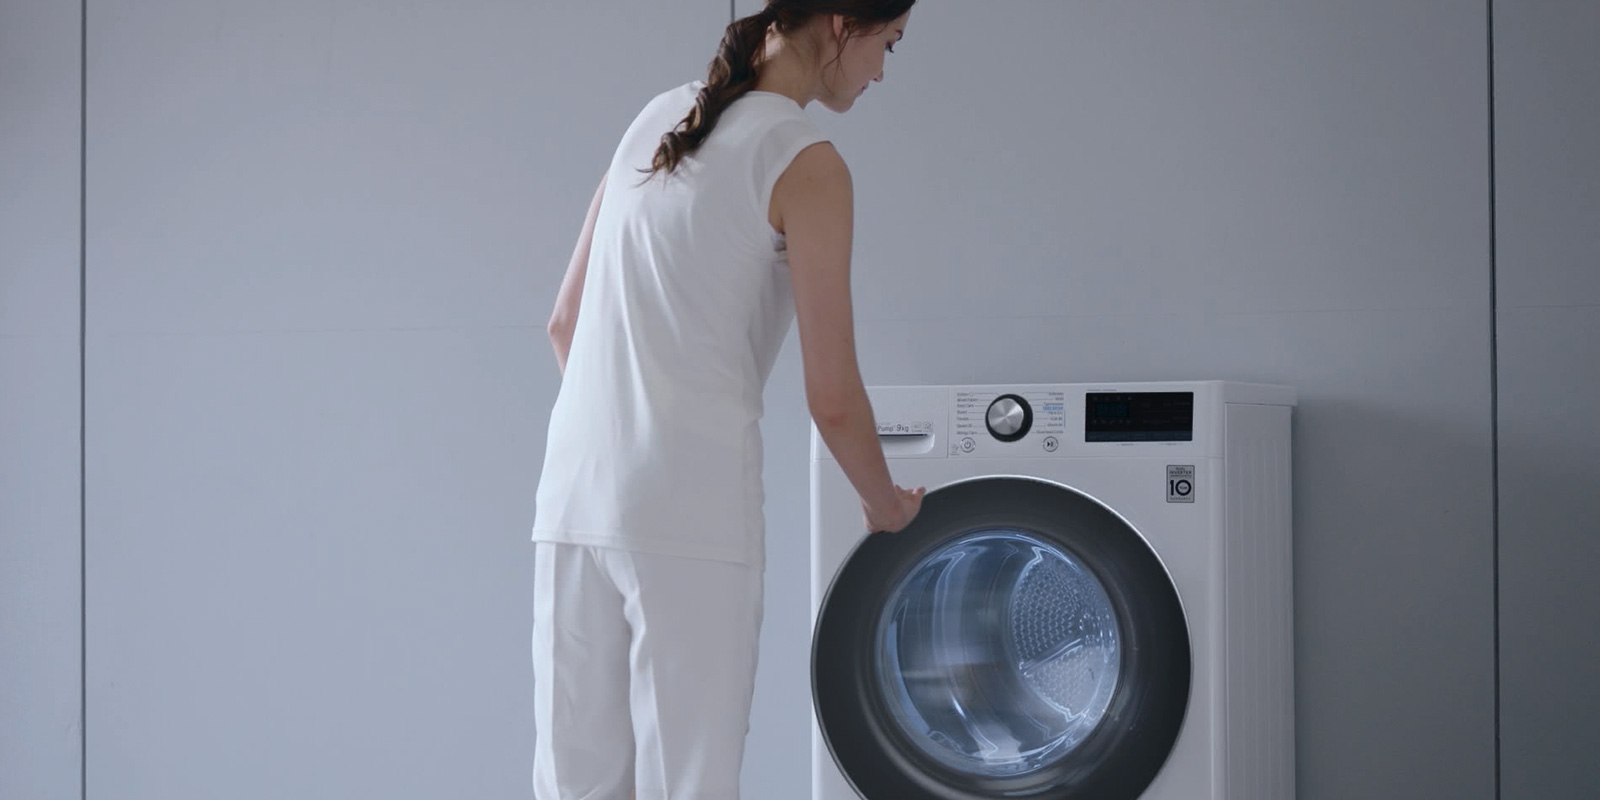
[863,485,925,533]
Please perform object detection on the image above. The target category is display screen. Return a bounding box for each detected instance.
[1094,401,1130,418]
[1085,391,1193,442]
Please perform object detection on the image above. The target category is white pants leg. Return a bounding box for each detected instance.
[532,542,764,800]
[533,542,635,800]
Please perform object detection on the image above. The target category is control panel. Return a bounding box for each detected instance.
[854,382,1286,462]
[943,387,1199,456]
[952,388,1067,456]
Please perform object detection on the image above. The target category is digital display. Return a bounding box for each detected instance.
[1085,392,1194,442]
[1094,401,1130,418]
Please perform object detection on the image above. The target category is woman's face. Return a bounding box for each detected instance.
[819,11,909,113]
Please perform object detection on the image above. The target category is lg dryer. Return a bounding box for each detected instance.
[809,381,1296,800]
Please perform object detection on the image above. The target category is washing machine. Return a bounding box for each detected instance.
[809,381,1296,800]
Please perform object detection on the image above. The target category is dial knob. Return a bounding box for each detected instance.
[986,394,1033,442]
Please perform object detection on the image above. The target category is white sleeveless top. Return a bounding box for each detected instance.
[532,81,828,566]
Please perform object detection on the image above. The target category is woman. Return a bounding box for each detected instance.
[532,2,921,797]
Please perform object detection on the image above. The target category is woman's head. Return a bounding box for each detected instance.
[648,0,915,177]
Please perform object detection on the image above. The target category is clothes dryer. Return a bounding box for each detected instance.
[810,381,1296,800]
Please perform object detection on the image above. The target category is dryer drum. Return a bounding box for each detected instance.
[812,476,1191,800]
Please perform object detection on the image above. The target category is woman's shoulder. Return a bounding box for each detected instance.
[638,80,701,115]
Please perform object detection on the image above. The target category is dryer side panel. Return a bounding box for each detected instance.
[1223,402,1297,800]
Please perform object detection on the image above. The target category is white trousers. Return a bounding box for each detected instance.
[532,542,764,800]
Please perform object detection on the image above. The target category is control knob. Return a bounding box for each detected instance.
[986,394,1033,443]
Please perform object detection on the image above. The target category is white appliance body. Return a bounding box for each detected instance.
[810,381,1295,800]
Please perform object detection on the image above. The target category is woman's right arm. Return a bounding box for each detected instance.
[547,172,607,376]
[772,142,923,533]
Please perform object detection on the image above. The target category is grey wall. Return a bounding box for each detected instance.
[1,1,1594,799]
[1,1,84,799]
[1494,3,1600,797]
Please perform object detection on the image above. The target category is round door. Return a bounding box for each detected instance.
[812,476,1190,800]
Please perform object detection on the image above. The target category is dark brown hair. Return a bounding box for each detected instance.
[645,0,915,177]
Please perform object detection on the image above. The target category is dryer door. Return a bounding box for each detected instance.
[812,476,1190,800]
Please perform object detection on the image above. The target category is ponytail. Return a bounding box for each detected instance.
[645,9,774,178]
[643,1,914,178]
